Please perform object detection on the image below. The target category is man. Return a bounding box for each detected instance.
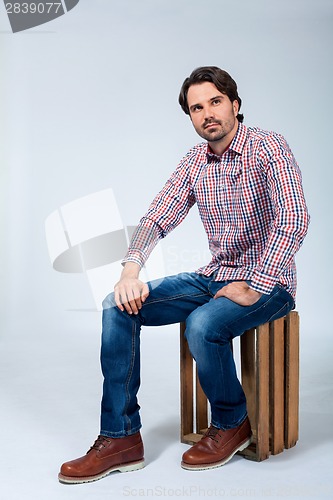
[59,66,309,483]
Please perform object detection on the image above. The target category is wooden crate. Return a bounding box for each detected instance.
[180,311,300,461]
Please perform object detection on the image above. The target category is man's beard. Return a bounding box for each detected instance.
[197,118,233,142]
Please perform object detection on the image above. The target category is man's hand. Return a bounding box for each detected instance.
[114,262,149,315]
[214,281,262,306]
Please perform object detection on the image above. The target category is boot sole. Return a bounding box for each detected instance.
[181,436,252,471]
[58,458,145,484]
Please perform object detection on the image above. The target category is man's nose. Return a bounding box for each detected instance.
[203,106,214,120]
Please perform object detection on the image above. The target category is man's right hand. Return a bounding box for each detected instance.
[114,262,149,315]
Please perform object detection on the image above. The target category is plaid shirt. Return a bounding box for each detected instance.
[124,123,309,298]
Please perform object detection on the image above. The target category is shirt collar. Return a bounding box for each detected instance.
[206,122,248,159]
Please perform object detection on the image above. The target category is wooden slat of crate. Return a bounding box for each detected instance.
[284,311,299,448]
[269,317,285,455]
[255,321,270,461]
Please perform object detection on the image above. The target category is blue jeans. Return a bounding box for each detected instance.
[100,272,294,437]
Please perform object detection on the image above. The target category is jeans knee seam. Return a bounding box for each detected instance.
[143,292,207,306]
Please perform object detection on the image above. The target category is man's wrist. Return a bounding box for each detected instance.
[121,262,141,279]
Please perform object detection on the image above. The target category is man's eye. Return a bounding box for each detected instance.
[192,106,202,112]
[212,99,221,105]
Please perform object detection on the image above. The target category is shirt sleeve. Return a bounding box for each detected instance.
[122,158,196,268]
[250,133,310,295]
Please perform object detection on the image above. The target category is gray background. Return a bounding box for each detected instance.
[1,1,332,499]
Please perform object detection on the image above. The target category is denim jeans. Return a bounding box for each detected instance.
[100,272,294,437]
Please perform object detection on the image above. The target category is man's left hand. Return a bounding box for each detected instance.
[214,281,262,306]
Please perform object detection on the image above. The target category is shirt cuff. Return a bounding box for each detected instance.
[122,251,146,269]
[250,270,277,295]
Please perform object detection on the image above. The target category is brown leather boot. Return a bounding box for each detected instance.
[181,417,252,470]
[58,432,144,484]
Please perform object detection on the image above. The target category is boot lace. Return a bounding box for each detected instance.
[88,435,111,453]
[204,426,222,443]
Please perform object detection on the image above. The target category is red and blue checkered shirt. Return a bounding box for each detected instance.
[123,123,310,298]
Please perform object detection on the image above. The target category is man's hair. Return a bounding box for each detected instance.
[178,66,244,123]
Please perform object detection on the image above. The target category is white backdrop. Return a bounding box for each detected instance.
[1,1,332,499]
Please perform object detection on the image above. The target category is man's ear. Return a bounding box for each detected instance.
[233,100,239,117]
